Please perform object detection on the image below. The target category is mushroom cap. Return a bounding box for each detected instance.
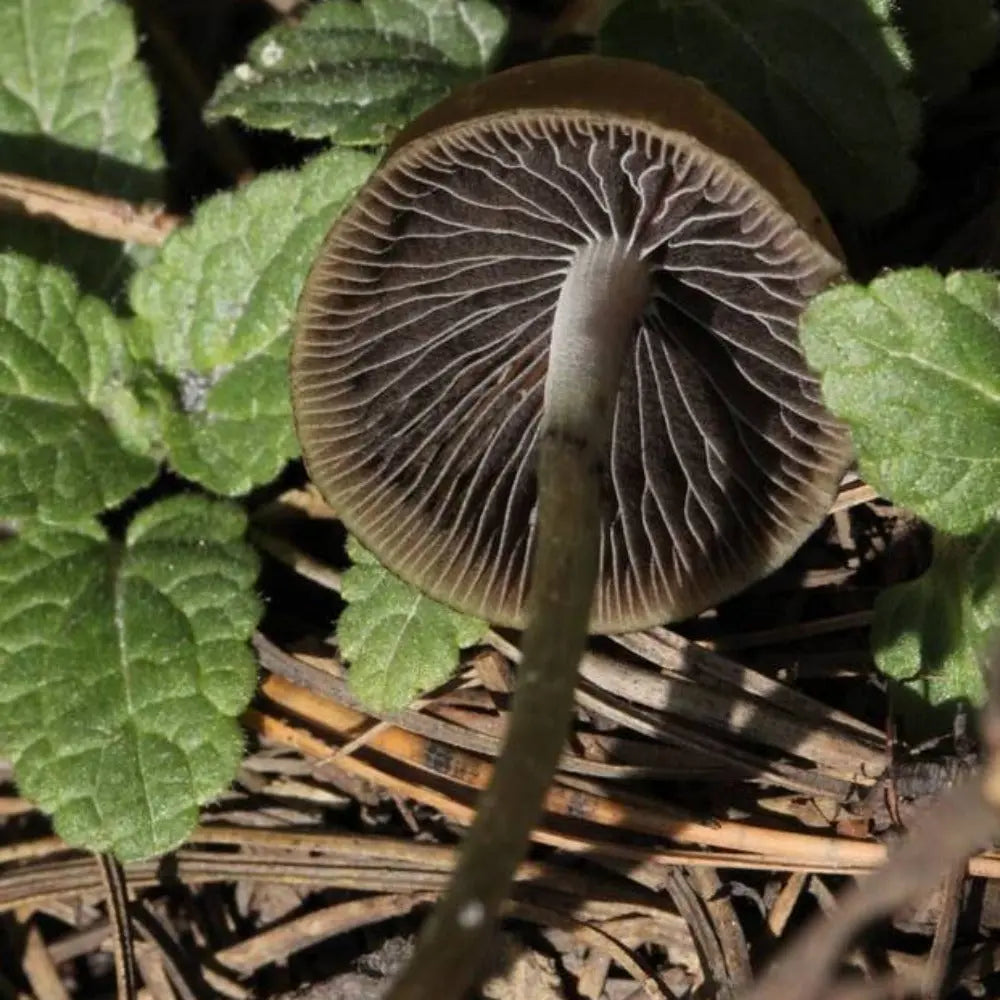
[292,55,851,633]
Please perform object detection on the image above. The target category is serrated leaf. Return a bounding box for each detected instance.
[875,526,1000,726]
[0,254,159,521]
[800,269,1000,534]
[895,0,998,103]
[129,149,376,496]
[0,494,260,860]
[338,536,488,712]
[206,0,507,143]
[0,0,163,295]
[598,0,920,222]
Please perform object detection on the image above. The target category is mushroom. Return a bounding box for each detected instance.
[292,55,849,1000]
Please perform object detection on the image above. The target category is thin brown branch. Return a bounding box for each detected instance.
[215,893,434,975]
[0,172,180,246]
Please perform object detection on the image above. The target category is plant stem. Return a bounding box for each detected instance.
[386,239,649,1000]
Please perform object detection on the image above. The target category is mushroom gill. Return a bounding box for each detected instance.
[293,79,849,632]
[292,55,850,1000]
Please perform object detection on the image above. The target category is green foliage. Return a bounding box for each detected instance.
[895,0,999,103]
[206,0,508,143]
[338,537,488,712]
[129,149,376,496]
[1,0,996,855]
[0,495,260,860]
[874,527,1000,716]
[801,269,1000,536]
[598,0,920,222]
[803,268,1000,725]
[0,254,159,520]
[0,16,377,854]
[0,0,163,294]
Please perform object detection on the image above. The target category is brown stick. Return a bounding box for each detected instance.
[0,172,180,246]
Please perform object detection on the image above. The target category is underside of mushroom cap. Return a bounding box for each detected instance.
[292,57,852,633]
[387,56,843,262]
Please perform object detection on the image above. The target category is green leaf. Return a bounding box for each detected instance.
[0,0,163,295]
[0,254,159,521]
[205,0,508,143]
[338,536,488,712]
[129,149,376,496]
[800,269,1000,535]
[875,526,1000,724]
[598,0,921,222]
[0,495,260,860]
[894,0,998,103]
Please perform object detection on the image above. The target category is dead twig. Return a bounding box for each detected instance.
[0,172,179,246]
[214,893,434,976]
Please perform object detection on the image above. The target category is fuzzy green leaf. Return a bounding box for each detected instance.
[129,149,376,496]
[598,0,920,221]
[338,537,488,712]
[0,0,163,295]
[800,269,1000,535]
[895,0,998,103]
[0,495,260,859]
[0,254,159,521]
[875,526,1000,723]
[206,0,507,143]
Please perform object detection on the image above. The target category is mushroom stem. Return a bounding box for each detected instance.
[387,239,649,1000]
